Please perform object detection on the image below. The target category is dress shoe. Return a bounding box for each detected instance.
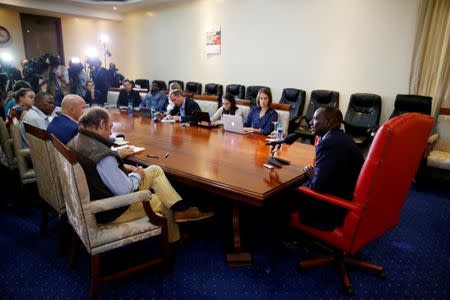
[174,207,214,223]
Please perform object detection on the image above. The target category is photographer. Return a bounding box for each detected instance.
[68,60,88,97]
[87,58,112,105]
[41,55,70,106]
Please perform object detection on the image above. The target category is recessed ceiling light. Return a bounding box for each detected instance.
[113,6,117,10]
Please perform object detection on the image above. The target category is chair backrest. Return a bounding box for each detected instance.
[185,82,202,95]
[345,113,433,253]
[51,134,95,253]
[168,80,184,90]
[24,123,65,214]
[390,94,432,119]
[236,99,251,120]
[246,85,270,106]
[135,79,150,90]
[304,90,339,122]
[153,80,167,91]
[193,95,219,117]
[0,117,16,169]
[434,114,450,152]
[272,103,291,134]
[225,84,245,99]
[204,83,223,97]
[279,88,306,120]
[10,122,35,184]
[344,93,382,132]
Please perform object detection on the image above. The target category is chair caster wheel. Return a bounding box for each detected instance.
[378,271,387,279]
[344,285,355,296]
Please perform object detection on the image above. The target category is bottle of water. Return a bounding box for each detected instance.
[276,123,284,140]
[128,99,133,117]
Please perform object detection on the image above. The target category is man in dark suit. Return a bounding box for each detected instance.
[168,89,201,123]
[116,79,141,108]
[299,106,364,230]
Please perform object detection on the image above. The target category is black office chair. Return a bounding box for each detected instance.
[168,80,184,91]
[279,88,306,133]
[390,94,432,119]
[185,82,202,95]
[296,89,339,144]
[343,93,382,144]
[204,83,224,107]
[246,85,270,106]
[135,79,149,90]
[225,84,246,99]
[153,80,167,91]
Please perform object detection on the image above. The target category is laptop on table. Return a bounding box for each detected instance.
[191,111,217,128]
[222,114,245,134]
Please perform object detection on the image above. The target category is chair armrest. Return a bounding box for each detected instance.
[19,148,31,157]
[297,186,357,211]
[428,133,438,144]
[83,190,152,214]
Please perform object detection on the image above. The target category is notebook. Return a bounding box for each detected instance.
[222,114,245,134]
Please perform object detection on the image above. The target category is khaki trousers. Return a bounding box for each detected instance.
[110,165,181,243]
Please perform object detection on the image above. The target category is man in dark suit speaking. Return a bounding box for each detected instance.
[300,106,364,230]
[168,89,201,123]
[270,106,364,230]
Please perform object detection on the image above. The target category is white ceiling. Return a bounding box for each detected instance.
[1,0,184,21]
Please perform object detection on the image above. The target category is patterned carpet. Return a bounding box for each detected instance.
[0,170,449,299]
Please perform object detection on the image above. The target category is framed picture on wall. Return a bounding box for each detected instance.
[206,27,221,55]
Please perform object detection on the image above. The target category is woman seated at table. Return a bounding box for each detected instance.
[243,87,278,135]
[210,92,244,126]
[84,81,104,106]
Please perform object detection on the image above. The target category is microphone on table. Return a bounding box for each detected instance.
[265,132,301,146]
[265,133,301,167]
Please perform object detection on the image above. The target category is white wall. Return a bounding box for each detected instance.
[121,0,419,122]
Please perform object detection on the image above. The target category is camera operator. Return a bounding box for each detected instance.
[87,58,112,105]
[108,63,125,88]
[68,60,88,97]
[41,55,70,106]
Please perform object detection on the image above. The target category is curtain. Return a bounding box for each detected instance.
[409,0,450,117]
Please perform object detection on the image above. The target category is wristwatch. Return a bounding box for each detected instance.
[0,26,10,44]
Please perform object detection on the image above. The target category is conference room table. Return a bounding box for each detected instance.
[110,109,315,266]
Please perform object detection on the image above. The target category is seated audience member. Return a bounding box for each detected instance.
[47,94,85,144]
[116,79,141,108]
[3,80,31,117]
[68,107,214,243]
[6,88,35,147]
[210,92,244,125]
[167,89,201,123]
[7,88,35,126]
[84,81,104,106]
[140,81,169,112]
[165,82,182,115]
[243,87,278,135]
[297,106,364,230]
[23,92,55,130]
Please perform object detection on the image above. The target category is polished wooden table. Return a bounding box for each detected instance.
[111,110,315,265]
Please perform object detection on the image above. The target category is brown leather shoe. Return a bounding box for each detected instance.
[174,207,214,223]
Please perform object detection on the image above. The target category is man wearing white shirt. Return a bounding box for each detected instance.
[23,92,55,130]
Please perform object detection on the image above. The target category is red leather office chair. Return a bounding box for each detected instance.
[291,113,434,295]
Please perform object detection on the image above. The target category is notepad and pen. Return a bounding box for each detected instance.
[111,144,145,154]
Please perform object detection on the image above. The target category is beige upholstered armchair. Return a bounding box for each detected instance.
[24,123,65,234]
[10,122,35,185]
[427,114,450,171]
[0,117,17,170]
[51,135,169,300]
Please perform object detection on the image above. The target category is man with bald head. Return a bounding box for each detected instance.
[47,94,85,144]
[297,106,364,230]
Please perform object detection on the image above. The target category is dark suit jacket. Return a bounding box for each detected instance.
[116,89,141,108]
[169,98,201,123]
[47,114,79,145]
[298,128,364,230]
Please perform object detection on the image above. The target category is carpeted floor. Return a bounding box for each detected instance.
[0,167,449,299]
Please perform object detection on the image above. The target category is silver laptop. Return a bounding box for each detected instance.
[222,114,245,134]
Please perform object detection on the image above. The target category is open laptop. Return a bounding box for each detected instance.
[191,111,217,128]
[222,114,245,134]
